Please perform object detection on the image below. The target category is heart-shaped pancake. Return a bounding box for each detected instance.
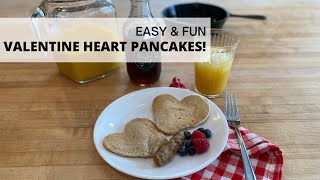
[103,118,168,158]
[153,94,210,135]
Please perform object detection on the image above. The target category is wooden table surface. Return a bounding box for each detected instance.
[1,0,320,179]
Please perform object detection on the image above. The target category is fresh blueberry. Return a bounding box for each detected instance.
[185,140,193,148]
[183,131,192,140]
[187,147,196,156]
[203,129,212,138]
[197,127,205,133]
[178,145,188,156]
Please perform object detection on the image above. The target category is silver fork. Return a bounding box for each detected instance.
[224,92,257,180]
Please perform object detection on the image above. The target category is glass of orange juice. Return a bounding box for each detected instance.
[195,29,239,98]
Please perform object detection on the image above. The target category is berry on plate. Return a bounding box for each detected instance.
[192,138,210,154]
[203,129,212,138]
[183,131,192,140]
[178,145,188,156]
[191,130,206,140]
[187,147,196,156]
[184,140,193,148]
[197,127,205,133]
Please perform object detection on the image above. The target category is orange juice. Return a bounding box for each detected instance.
[195,50,233,96]
[57,63,121,83]
[54,24,123,83]
[195,30,238,97]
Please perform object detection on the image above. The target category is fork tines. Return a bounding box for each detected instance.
[224,92,240,122]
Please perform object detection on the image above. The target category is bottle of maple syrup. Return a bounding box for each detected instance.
[124,0,161,86]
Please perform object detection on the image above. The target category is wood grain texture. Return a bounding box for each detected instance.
[0,0,320,179]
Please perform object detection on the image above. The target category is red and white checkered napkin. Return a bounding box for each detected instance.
[169,78,284,180]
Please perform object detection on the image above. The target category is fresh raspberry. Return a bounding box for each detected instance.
[192,138,210,154]
[169,77,187,89]
[169,77,180,88]
[191,130,206,140]
[177,78,187,89]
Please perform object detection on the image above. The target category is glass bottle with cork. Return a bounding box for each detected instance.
[124,0,162,86]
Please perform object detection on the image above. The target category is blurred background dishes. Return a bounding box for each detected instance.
[162,3,267,29]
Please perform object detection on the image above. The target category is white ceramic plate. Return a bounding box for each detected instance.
[94,87,228,179]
